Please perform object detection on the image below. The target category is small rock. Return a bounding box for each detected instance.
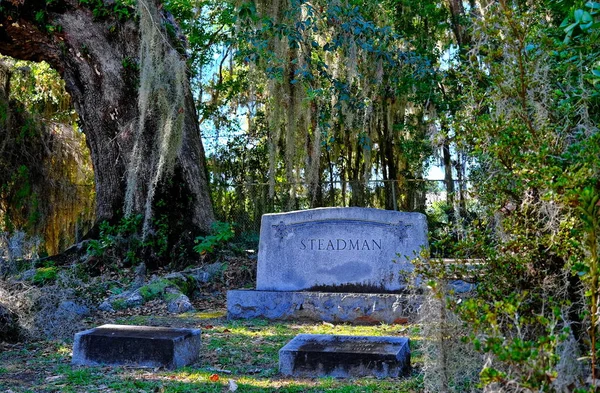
[123,291,144,308]
[167,294,194,314]
[131,263,146,289]
[17,268,36,281]
[185,262,223,283]
[98,301,114,312]
[164,272,187,281]
[57,301,89,318]
[99,289,144,312]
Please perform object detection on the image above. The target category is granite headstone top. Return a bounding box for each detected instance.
[279,333,410,378]
[257,207,427,292]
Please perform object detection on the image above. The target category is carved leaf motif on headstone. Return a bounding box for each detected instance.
[272,221,290,239]
[391,221,412,241]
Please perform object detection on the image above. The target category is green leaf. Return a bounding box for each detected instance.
[559,16,571,28]
[582,11,594,23]
[564,22,578,33]
[586,1,600,10]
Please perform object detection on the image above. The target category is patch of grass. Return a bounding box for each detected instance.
[0,315,422,393]
[32,266,58,285]
[182,310,227,319]
[111,298,127,310]
[65,368,95,385]
[138,279,171,301]
[115,314,153,325]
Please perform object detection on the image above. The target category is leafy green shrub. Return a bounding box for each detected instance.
[85,213,174,269]
[574,187,600,384]
[32,267,57,285]
[138,279,171,302]
[193,221,234,255]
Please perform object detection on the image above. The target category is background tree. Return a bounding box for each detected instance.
[0,58,94,256]
[0,0,215,263]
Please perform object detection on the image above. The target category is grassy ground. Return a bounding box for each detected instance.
[0,310,423,393]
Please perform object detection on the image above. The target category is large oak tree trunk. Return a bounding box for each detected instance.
[0,0,214,248]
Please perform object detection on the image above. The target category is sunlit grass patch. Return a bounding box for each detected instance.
[182,310,226,319]
[0,315,424,392]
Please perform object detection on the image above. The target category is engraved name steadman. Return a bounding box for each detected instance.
[299,238,382,251]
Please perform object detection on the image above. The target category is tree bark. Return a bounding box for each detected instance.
[0,0,214,244]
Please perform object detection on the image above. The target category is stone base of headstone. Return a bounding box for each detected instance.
[72,324,201,369]
[227,290,418,324]
[279,334,410,378]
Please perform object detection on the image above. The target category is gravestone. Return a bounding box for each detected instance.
[279,334,410,378]
[72,324,201,369]
[227,207,427,323]
[257,207,427,292]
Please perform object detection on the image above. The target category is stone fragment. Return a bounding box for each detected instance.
[166,291,194,314]
[72,324,201,369]
[279,334,410,378]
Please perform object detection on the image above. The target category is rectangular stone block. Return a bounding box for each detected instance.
[227,289,417,324]
[257,207,427,292]
[72,324,201,369]
[279,334,410,378]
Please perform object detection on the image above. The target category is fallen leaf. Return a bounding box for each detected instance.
[222,328,231,333]
[228,379,238,392]
[209,373,219,382]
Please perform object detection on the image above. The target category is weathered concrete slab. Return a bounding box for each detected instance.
[279,334,410,378]
[227,289,418,324]
[72,324,201,369]
[257,207,427,292]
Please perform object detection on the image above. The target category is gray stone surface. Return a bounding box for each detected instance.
[227,289,418,324]
[72,324,201,369]
[279,334,410,378]
[57,301,90,318]
[98,289,144,312]
[166,291,194,313]
[257,207,427,292]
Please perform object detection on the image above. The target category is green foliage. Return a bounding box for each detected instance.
[32,266,57,285]
[85,213,172,268]
[200,0,439,215]
[574,187,600,382]
[110,298,127,310]
[414,0,600,390]
[138,279,171,301]
[561,1,600,42]
[193,221,234,255]
[86,215,142,262]
[0,58,94,253]
[0,318,423,392]
[78,0,135,21]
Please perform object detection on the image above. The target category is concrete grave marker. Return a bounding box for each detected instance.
[227,207,427,323]
[279,334,410,378]
[257,207,427,292]
[72,324,201,369]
